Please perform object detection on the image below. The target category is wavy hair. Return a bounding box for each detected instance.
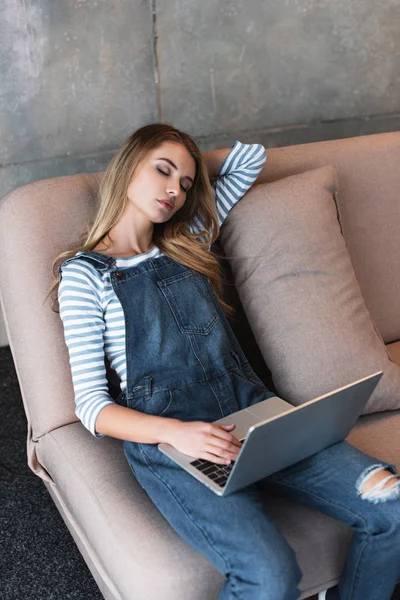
[50,123,234,316]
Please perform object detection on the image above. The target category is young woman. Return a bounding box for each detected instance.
[55,123,400,600]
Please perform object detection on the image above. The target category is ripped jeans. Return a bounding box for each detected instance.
[265,440,400,600]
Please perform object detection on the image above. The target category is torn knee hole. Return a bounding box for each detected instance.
[356,464,400,503]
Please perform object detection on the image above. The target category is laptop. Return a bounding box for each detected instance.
[158,371,382,496]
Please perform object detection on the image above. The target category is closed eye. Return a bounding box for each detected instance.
[156,166,190,193]
[156,166,169,177]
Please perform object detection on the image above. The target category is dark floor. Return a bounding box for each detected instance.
[1,344,400,600]
[0,346,102,599]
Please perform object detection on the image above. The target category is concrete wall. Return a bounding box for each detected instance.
[1,0,399,345]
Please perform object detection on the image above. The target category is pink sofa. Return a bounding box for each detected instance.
[0,131,399,599]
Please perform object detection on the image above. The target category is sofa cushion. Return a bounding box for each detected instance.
[37,422,352,599]
[219,165,400,413]
[261,132,400,343]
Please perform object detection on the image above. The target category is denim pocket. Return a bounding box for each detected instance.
[127,388,173,417]
[230,350,266,391]
[231,367,267,391]
[157,270,218,335]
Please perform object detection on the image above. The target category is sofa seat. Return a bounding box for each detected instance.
[36,400,400,600]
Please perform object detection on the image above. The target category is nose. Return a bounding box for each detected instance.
[166,177,180,197]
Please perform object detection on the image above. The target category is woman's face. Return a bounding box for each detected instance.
[126,141,196,223]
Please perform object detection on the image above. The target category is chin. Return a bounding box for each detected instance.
[151,214,172,224]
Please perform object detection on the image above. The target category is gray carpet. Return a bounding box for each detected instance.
[1,344,400,600]
[0,346,102,599]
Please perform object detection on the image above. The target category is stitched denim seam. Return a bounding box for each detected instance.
[124,366,237,401]
[347,536,370,600]
[188,335,227,418]
[157,269,196,285]
[149,256,168,279]
[111,268,156,283]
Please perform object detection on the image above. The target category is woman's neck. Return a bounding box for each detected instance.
[95,209,155,258]
[93,238,155,258]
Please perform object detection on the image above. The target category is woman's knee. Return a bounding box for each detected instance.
[258,556,301,599]
[232,535,301,599]
[356,464,400,505]
[354,464,400,539]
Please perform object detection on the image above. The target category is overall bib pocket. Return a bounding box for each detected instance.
[157,270,219,335]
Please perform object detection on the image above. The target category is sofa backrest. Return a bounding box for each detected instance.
[0,174,101,477]
[262,131,400,344]
[0,132,398,478]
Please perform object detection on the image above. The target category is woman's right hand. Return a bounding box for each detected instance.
[164,420,242,465]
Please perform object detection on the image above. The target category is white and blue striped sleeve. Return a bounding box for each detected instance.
[213,140,266,227]
[188,141,266,238]
[58,260,114,438]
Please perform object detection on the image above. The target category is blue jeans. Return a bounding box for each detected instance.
[124,438,400,600]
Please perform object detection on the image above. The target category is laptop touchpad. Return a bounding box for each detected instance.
[246,397,293,420]
[214,410,259,441]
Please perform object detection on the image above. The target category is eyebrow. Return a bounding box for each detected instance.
[156,157,194,184]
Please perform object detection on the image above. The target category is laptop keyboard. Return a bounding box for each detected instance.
[190,459,234,487]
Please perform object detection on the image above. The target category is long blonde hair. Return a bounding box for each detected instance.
[50,123,234,316]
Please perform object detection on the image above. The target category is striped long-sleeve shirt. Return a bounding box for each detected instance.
[58,140,266,438]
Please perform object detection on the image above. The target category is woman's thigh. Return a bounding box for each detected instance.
[124,440,301,584]
[263,441,400,528]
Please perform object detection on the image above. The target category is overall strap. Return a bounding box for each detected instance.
[59,251,116,278]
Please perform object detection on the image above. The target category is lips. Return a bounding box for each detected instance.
[157,199,174,211]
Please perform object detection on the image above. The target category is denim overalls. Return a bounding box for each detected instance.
[68,251,400,600]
